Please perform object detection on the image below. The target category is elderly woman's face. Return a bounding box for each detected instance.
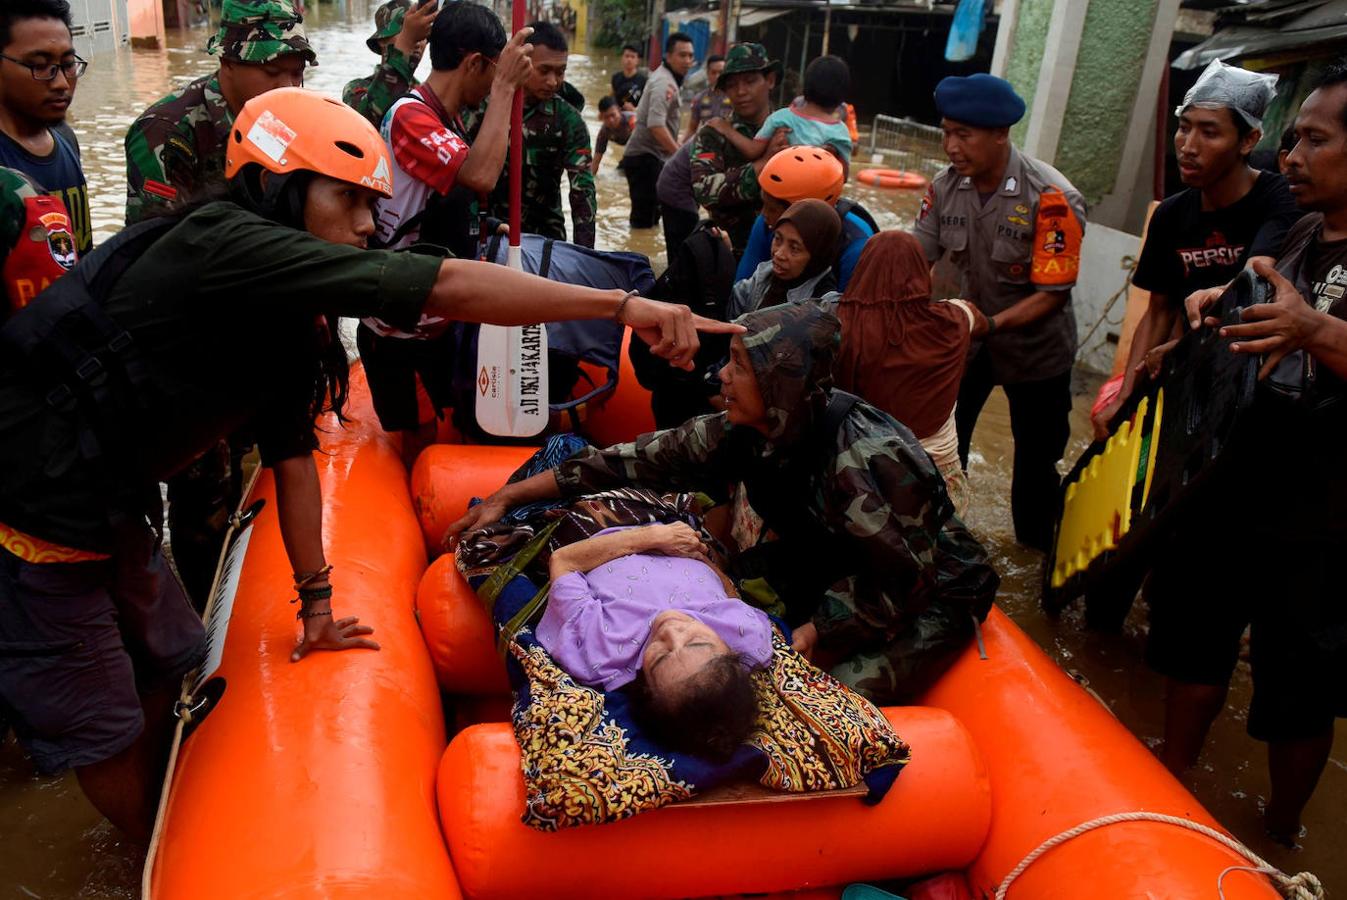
[770,221,810,281]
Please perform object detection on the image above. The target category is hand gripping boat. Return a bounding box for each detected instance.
[143,365,1310,900]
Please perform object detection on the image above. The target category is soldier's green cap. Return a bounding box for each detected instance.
[207,0,317,66]
[367,0,412,54]
[716,42,779,90]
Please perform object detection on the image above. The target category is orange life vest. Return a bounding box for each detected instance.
[3,193,78,317]
[1031,185,1082,286]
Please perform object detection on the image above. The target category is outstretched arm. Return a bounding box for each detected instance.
[423,260,743,370]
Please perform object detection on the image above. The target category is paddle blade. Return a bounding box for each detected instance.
[475,322,549,437]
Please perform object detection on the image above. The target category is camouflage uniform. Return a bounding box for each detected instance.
[343,0,419,129]
[123,0,316,224]
[690,44,778,253]
[482,95,596,247]
[552,303,999,704]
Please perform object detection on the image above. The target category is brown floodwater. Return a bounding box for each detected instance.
[2,5,1343,897]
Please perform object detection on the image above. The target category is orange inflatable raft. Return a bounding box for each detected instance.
[856,168,929,191]
[414,443,1286,899]
[146,372,1290,900]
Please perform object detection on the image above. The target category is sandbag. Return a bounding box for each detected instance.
[437,707,990,900]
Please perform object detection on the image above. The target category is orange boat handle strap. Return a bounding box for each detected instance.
[993,811,1323,900]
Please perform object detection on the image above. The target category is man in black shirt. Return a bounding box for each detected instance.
[610,43,646,110]
[1092,60,1299,437]
[1155,61,1347,846]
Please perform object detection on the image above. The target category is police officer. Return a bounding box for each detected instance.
[343,0,438,129]
[913,74,1087,552]
[123,0,315,225]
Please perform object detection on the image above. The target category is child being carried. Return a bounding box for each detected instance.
[708,55,853,175]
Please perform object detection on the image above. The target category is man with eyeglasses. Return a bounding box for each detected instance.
[0,0,89,256]
[123,0,315,225]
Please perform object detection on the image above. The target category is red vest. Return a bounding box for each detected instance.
[3,193,78,317]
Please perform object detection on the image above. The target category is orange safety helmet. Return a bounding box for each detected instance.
[759,147,845,206]
[225,87,393,198]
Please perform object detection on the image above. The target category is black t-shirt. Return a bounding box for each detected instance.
[1238,213,1347,544]
[1133,170,1300,312]
[610,70,647,108]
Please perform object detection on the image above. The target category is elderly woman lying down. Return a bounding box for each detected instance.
[540,521,773,759]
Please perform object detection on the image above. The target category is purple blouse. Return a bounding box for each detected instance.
[536,531,774,691]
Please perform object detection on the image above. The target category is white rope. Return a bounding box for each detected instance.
[993,811,1324,900]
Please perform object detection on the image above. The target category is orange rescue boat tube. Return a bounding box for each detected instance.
[856,168,929,191]
[438,707,991,900]
[147,368,460,899]
[923,608,1282,899]
[411,444,535,555]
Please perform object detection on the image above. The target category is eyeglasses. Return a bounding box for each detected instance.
[1,54,88,81]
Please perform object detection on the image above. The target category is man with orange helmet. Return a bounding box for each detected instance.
[732,147,878,291]
[0,87,738,843]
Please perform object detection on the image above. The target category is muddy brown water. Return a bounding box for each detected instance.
[2,6,1343,897]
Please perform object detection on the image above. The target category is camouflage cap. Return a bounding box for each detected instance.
[207,0,317,66]
[367,0,412,54]
[716,42,780,90]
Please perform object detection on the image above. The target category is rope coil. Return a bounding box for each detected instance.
[993,811,1323,900]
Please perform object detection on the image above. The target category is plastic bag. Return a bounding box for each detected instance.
[1176,59,1277,129]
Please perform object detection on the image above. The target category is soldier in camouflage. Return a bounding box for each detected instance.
[342,0,437,130]
[480,21,595,247]
[690,44,788,254]
[449,302,1000,705]
[123,0,316,225]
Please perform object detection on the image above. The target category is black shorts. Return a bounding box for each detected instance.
[1145,535,1347,742]
[0,526,206,773]
[357,322,459,433]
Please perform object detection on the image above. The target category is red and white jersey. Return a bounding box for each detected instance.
[368,86,472,338]
[375,85,470,250]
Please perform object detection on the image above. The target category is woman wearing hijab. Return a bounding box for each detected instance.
[726,198,842,317]
[831,231,980,513]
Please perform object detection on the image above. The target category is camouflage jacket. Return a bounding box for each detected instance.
[124,72,232,225]
[480,95,596,248]
[342,46,418,129]
[554,303,997,687]
[690,113,764,252]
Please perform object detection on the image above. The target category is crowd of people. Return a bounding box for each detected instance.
[0,0,1344,867]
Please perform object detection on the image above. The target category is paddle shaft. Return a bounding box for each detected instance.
[508,0,524,267]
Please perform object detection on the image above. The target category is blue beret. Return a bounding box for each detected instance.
[934,74,1026,128]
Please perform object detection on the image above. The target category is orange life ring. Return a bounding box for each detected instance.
[856,168,928,190]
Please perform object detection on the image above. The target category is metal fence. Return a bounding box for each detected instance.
[865,115,947,178]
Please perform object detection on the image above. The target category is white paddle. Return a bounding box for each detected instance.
[476,7,548,437]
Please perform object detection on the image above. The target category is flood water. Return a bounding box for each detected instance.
[2,3,1343,897]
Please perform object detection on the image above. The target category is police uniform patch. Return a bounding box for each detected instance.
[1007,215,1029,226]
[1014,203,1029,215]
[918,185,934,220]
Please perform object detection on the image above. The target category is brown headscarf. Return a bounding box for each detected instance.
[833,231,972,439]
[760,199,843,308]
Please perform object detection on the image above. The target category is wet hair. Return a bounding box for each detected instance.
[707,53,725,66]
[0,0,71,48]
[665,31,693,54]
[598,94,618,113]
[626,652,760,762]
[803,56,850,112]
[622,43,642,57]
[525,19,567,53]
[429,1,507,72]
[1314,59,1347,130]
